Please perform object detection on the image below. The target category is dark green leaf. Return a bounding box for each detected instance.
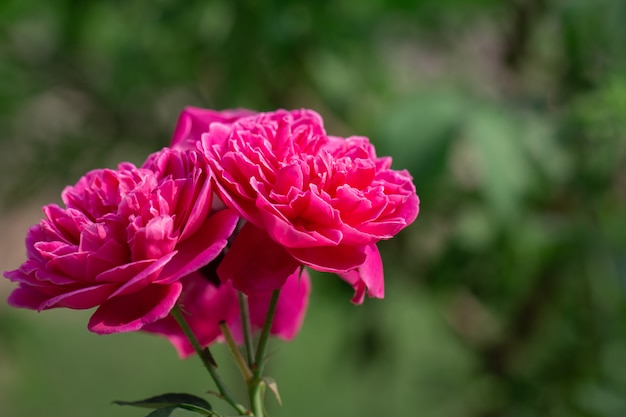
[145,406,207,417]
[114,393,212,414]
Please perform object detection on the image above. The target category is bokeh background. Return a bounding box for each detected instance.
[1,0,626,416]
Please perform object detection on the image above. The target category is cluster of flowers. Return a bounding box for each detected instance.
[4,108,419,357]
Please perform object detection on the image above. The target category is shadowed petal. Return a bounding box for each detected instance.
[218,223,300,294]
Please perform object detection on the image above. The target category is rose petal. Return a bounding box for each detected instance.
[286,244,367,273]
[40,283,119,310]
[337,244,384,304]
[171,107,256,149]
[218,222,301,294]
[95,259,156,283]
[33,266,78,286]
[157,208,239,284]
[107,251,176,297]
[177,173,213,242]
[130,215,177,261]
[46,251,90,281]
[256,197,342,248]
[7,285,55,309]
[88,282,183,334]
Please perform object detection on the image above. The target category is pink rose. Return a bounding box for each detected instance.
[143,266,311,357]
[172,107,419,302]
[4,148,239,334]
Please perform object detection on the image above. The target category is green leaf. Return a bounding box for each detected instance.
[145,406,208,417]
[114,393,212,414]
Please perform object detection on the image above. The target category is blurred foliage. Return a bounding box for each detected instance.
[1,0,626,416]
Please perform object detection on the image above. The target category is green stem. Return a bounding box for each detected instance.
[238,291,255,366]
[220,321,254,381]
[248,289,281,417]
[250,382,266,417]
[171,304,250,416]
[253,289,281,377]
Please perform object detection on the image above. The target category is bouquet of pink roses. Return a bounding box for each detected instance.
[4,107,419,416]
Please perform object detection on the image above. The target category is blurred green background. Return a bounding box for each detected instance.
[1,0,626,416]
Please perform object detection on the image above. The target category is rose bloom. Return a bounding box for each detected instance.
[172,107,419,303]
[4,148,240,334]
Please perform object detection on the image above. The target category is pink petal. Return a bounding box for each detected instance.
[217,222,301,294]
[177,173,213,242]
[273,116,295,160]
[33,266,77,285]
[46,251,90,280]
[157,208,239,284]
[7,285,54,309]
[256,192,343,248]
[286,244,367,273]
[338,244,384,304]
[246,268,311,340]
[85,238,131,278]
[42,204,85,243]
[40,283,119,310]
[130,215,177,261]
[33,240,77,260]
[95,259,157,283]
[209,154,265,226]
[389,189,420,226]
[88,282,183,334]
[274,164,303,195]
[107,251,176,297]
[171,107,256,148]
[5,264,75,287]
[171,109,199,148]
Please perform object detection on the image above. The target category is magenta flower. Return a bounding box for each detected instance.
[4,148,239,334]
[172,107,419,303]
[143,267,311,358]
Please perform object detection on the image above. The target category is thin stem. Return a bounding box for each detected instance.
[171,304,250,416]
[238,291,255,366]
[253,289,281,377]
[250,382,266,417]
[220,321,254,381]
[247,289,281,416]
[171,305,217,367]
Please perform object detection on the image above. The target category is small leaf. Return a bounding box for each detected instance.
[114,393,212,414]
[262,377,282,406]
[145,406,207,417]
